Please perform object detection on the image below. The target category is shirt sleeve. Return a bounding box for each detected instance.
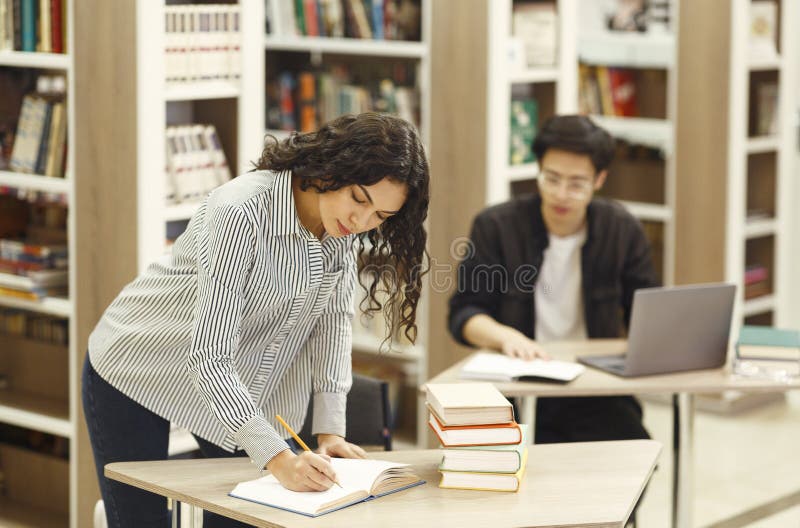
[621,217,660,329]
[307,247,356,438]
[448,213,506,346]
[187,202,290,470]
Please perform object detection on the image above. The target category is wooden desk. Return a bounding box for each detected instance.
[106,440,661,528]
[425,340,800,528]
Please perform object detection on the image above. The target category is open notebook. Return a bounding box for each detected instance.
[229,458,424,517]
[460,351,585,383]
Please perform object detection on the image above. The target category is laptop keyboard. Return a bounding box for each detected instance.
[583,354,627,373]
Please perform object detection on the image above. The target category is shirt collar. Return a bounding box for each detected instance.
[269,171,355,249]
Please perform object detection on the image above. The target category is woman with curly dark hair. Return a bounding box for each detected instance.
[83,113,429,528]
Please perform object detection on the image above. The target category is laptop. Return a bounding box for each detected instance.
[578,283,736,377]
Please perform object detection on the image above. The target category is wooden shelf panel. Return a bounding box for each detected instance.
[264,36,426,58]
[0,497,68,528]
[507,162,539,182]
[164,201,201,221]
[744,218,777,239]
[165,81,240,102]
[0,51,71,70]
[0,390,71,437]
[510,67,559,84]
[0,171,71,194]
[578,32,675,68]
[0,296,72,318]
[589,116,672,152]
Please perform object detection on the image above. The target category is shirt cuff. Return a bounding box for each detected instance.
[311,391,347,437]
[234,415,291,470]
[450,305,490,346]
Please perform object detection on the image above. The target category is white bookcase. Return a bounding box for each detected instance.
[574,0,679,286]
[0,3,77,527]
[725,0,797,330]
[254,0,432,447]
[485,0,578,205]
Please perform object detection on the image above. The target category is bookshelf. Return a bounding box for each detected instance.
[675,0,797,334]
[575,0,679,286]
[260,0,432,447]
[0,2,76,528]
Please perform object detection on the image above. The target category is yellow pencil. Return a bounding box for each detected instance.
[275,414,342,488]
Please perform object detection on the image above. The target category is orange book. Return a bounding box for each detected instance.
[427,408,522,447]
[298,72,318,133]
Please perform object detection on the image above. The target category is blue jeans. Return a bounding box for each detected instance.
[82,355,299,528]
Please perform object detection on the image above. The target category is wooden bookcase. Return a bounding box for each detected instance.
[0,2,78,526]
[674,0,797,333]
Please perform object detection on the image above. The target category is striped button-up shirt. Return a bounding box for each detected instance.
[88,171,356,469]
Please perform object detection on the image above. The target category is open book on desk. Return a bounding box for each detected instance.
[229,458,424,517]
[460,351,585,383]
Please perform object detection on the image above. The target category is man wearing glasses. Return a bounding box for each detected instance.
[448,115,657,444]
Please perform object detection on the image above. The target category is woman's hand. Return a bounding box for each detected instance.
[266,449,337,492]
[316,433,367,459]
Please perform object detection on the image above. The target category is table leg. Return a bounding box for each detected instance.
[171,499,179,528]
[520,396,536,444]
[672,393,695,528]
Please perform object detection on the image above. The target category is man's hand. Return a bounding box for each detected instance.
[266,449,337,492]
[316,433,367,459]
[500,330,549,361]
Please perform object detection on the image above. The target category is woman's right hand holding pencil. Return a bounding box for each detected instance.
[267,450,338,492]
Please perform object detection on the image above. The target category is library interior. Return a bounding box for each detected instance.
[1,0,800,527]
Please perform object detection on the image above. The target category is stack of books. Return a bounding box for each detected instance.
[0,239,68,300]
[425,382,528,492]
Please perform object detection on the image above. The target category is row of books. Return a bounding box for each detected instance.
[426,382,528,492]
[579,64,638,117]
[266,68,417,132]
[0,307,67,344]
[267,0,421,41]
[165,5,241,85]
[0,238,67,300]
[0,0,66,53]
[165,124,232,205]
[6,75,68,178]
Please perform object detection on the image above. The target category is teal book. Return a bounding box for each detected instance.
[737,325,800,361]
[509,98,538,165]
[439,424,529,474]
[20,0,34,52]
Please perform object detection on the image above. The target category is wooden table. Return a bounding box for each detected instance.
[425,339,800,528]
[106,440,661,528]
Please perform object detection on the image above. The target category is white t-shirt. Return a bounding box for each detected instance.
[535,227,588,343]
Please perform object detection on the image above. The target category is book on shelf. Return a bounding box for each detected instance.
[744,280,770,300]
[229,458,424,517]
[7,76,68,178]
[755,82,778,136]
[606,0,648,32]
[425,382,513,427]
[509,98,537,166]
[511,1,557,67]
[438,424,529,473]
[459,351,585,384]
[439,448,528,492]
[749,0,778,62]
[428,409,522,447]
[744,265,768,286]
